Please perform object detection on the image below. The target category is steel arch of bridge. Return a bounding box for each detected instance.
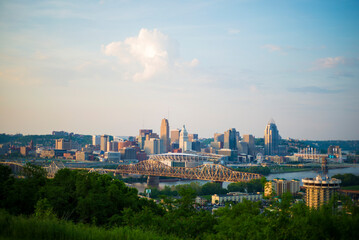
[0,161,24,175]
[116,160,262,182]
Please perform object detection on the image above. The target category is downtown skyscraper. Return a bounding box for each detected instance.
[264,119,280,155]
[224,128,238,150]
[160,118,170,153]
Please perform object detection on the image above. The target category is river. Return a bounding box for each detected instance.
[129,167,359,193]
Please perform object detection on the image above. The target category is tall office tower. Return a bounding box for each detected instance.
[108,141,119,152]
[100,135,109,152]
[179,125,192,151]
[144,138,161,155]
[243,134,255,155]
[237,141,249,154]
[92,135,101,146]
[224,128,238,150]
[160,118,170,153]
[171,129,180,144]
[139,129,153,138]
[55,139,71,150]
[188,134,198,142]
[214,133,224,143]
[264,119,279,155]
[302,175,341,209]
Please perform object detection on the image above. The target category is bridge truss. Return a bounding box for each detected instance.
[116,160,262,182]
[45,161,65,178]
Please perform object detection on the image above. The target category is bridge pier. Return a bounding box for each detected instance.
[147,176,159,188]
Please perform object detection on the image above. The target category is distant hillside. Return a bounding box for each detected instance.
[302,140,359,153]
[0,133,92,147]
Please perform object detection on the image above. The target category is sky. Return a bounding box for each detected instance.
[0,0,358,140]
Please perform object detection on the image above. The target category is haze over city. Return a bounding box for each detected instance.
[0,0,358,140]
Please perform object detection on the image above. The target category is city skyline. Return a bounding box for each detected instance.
[0,1,358,140]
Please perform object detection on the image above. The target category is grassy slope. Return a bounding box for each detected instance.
[0,212,181,240]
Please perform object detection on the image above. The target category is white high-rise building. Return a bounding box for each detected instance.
[144,138,161,155]
[92,135,101,146]
[179,125,192,152]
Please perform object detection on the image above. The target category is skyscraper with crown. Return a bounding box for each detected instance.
[264,119,280,155]
[179,125,192,152]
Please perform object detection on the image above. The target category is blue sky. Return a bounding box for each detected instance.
[0,0,358,140]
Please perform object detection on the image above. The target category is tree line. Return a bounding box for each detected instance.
[1,164,359,240]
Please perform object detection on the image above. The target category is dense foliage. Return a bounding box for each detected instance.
[332,173,359,187]
[148,182,229,199]
[1,164,359,240]
[227,178,265,193]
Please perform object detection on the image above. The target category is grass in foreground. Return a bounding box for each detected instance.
[0,211,181,240]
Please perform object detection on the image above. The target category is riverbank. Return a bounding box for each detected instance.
[269,167,311,174]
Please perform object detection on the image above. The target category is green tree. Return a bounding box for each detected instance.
[34,198,56,219]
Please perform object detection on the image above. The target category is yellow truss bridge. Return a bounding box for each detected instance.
[1,160,262,182]
[115,160,262,182]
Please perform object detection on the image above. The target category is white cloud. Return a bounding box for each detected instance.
[228,28,240,35]
[262,44,282,52]
[103,28,198,82]
[314,57,345,69]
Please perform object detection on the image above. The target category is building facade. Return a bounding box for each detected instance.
[160,118,170,153]
[144,138,161,155]
[264,119,279,155]
[171,129,180,144]
[242,134,255,155]
[302,175,341,209]
[214,133,224,143]
[92,135,101,146]
[55,139,71,150]
[100,135,109,152]
[212,192,262,205]
[76,151,89,161]
[179,125,192,152]
[224,128,238,150]
[265,178,300,197]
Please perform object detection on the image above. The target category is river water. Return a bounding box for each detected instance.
[129,167,359,193]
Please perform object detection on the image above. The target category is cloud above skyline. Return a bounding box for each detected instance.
[103,28,198,82]
[314,57,345,69]
[312,57,359,70]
